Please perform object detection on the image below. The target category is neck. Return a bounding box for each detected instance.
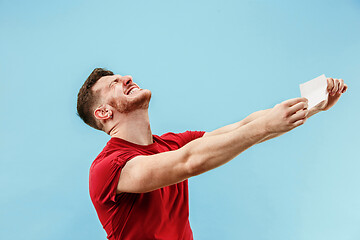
[108,109,153,146]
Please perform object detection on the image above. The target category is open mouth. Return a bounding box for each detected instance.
[126,86,140,95]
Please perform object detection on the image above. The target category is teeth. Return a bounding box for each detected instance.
[128,88,139,95]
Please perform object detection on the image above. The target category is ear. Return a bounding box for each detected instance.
[94,105,112,120]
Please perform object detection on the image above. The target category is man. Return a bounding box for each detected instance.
[77,68,347,240]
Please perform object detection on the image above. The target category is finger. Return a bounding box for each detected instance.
[336,79,341,93]
[332,79,340,94]
[293,118,307,127]
[337,79,344,94]
[342,84,348,93]
[337,79,345,94]
[289,108,308,123]
[327,78,334,93]
[283,97,308,107]
[288,101,308,116]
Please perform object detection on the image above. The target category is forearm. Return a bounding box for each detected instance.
[205,103,321,142]
[204,109,268,137]
[184,118,269,176]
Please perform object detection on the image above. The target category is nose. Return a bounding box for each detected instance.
[121,75,133,86]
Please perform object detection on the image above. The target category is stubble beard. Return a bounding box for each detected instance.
[110,89,152,114]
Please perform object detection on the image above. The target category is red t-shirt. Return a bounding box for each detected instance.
[89,131,205,240]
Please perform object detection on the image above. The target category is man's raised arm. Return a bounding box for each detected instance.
[117,97,309,193]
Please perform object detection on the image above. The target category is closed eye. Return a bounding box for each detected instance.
[109,79,118,88]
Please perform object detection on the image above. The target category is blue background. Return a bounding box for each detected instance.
[1,0,359,239]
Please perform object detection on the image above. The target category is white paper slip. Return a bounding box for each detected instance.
[299,74,329,109]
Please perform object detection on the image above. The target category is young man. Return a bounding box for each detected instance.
[77,68,347,240]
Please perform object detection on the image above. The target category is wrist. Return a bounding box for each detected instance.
[255,116,273,136]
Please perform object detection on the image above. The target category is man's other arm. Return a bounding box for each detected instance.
[204,105,320,143]
[202,109,270,138]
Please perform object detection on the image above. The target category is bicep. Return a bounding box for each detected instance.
[117,148,192,193]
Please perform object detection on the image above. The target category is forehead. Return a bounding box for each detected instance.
[92,75,120,93]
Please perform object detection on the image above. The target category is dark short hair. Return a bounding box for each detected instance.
[77,68,114,130]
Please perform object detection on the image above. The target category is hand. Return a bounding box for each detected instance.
[314,78,348,111]
[263,97,309,134]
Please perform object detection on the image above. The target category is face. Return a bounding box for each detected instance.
[92,74,152,114]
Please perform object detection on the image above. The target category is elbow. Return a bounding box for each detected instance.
[181,139,208,177]
[185,152,206,177]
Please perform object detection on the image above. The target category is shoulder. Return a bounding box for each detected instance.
[89,140,142,181]
[90,138,143,169]
[89,148,141,202]
[90,148,140,174]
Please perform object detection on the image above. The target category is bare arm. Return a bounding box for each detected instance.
[117,97,309,193]
[205,105,320,143]
[117,118,270,193]
[203,109,284,143]
[202,110,267,138]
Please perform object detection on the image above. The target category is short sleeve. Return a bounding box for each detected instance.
[89,151,139,204]
[175,130,205,147]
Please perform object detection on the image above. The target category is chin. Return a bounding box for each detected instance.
[138,89,152,109]
[117,89,152,113]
